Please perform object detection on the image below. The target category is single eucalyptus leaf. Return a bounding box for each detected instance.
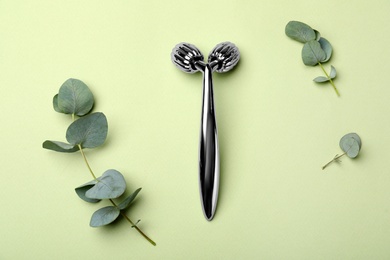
[42,140,79,153]
[342,138,360,158]
[318,37,333,62]
[340,133,362,149]
[302,40,326,66]
[90,206,120,227]
[66,112,108,148]
[285,21,316,43]
[339,133,361,158]
[52,94,63,113]
[313,76,329,83]
[314,30,321,41]
[57,78,94,116]
[86,169,126,199]
[330,66,337,79]
[118,188,142,210]
[75,180,101,203]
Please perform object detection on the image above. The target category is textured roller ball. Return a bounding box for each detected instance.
[171,43,204,73]
[208,42,240,73]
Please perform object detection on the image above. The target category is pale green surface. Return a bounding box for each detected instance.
[1,0,390,259]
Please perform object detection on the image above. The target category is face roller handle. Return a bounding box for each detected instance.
[199,42,240,220]
[171,42,240,221]
[198,62,219,221]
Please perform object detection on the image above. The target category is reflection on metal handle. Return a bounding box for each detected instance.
[197,63,220,221]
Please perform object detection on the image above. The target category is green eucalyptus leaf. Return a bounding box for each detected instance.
[330,66,337,79]
[52,94,63,113]
[313,76,329,83]
[285,21,316,43]
[318,37,333,62]
[66,112,108,148]
[90,206,120,227]
[42,140,79,153]
[75,180,101,203]
[340,133,362,149]
[85,169,126,199]
[302,40,326,66]
[118,188,142,210]
[57,78,94,116]
[339,133,361,158]
[314,30,321,41]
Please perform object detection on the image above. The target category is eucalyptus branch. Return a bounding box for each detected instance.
[43,78,156,246]
[286,21,340,96]
[78,144,156,246]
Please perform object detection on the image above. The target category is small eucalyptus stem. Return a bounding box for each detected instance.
[322,152,347,170]
[78,144,97,180]
[75,124,156,246]
[318,62,340,96]
[109,198,156,246]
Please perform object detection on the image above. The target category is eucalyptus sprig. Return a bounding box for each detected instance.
[285,21,340,96]
[43,78,156,246]
[322,133,362,170]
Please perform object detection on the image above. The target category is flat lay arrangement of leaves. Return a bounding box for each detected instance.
[285,21,340,96]
[322,133,362,170]
[43,78,156,246]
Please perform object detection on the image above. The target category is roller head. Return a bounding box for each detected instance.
[171,43,204,73]
[208,42,240,73]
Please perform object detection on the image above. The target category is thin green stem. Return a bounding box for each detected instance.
[318,62,340,97]
[78,144,97,180]
[73,114,97,180]
[109,199,156,246]
[322,152,346,170]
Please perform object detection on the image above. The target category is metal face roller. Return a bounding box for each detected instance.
[171,42,240,221]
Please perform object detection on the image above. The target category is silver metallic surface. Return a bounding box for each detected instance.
[171,42,240,221]
[209,42,240,73]
[171,43,204,73]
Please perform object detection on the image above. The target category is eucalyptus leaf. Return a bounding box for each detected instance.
[339,133,361,158]
[75,180,101,203]
[66,112,108,148]
[85,169,126,199]
[314,30,321,41]
[285,21,316,43]
[118,188,142,210]
[330,66,337,79]
[52,94,63,113]
[90,206,120,227]
[340,138,360,158]
[57,78,94,116]
[42,140,79,153]
[313,76,329,83]
[341,133,362,147]
[302,40,326,66]
[318,37,333,62]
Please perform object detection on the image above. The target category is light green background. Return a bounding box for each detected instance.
[1,0,390,259]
